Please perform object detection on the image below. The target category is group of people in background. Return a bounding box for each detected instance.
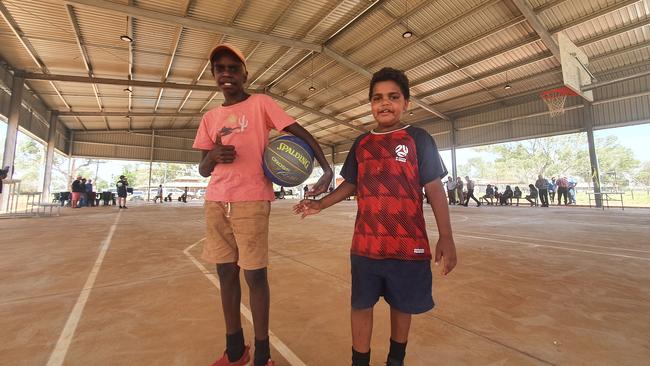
[445,174,578,208]
[67,175,130,209]
[70,176,95,208]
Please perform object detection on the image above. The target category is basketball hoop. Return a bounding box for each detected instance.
[540,87,578,117]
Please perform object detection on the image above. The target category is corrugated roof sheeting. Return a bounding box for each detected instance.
[594,93,650,128]
[233,0,288,34]
[537,0,616,31]
[3,0,74,41]
[455,107,584,148]
[137,0,190,16]
[269,0,333,40]
[72,141,150,160]
[326,4,393,54]
[301,0,367,44]
[153,148,200,163]
[188,0,243,24]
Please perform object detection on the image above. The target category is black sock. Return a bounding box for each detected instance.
[226,328,245,362]
[387,339,407,363]
[352,347,370,366]
[254,337,270,366]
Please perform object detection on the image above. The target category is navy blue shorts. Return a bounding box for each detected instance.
[351,254,434,314]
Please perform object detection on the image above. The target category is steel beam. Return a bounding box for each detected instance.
[2,71,24,178]
[65,0,322,52]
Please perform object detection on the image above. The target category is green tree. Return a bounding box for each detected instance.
[634,161,650,193]
[473,134,638,185]
[14,137,45,192]
[595,135,639,189]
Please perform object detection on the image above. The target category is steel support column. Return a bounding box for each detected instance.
[41,111,59,201]
[583,102,602,207]
[2,71,25,178]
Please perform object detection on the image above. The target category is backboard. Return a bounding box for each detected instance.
[557,32,594,102]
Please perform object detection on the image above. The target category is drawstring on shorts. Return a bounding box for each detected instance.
[223,202,231,218]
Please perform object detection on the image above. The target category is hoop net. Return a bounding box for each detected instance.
[540,87,578,117]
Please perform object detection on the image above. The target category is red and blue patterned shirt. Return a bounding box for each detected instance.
[341,126,447,260]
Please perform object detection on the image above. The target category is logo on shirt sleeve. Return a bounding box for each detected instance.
[395,145,408,162]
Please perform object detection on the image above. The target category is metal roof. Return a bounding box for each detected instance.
[0,0,648,148]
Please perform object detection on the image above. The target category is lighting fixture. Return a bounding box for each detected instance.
[123,87,132,93]
[120,16,133,42]
[308,52,316,92]
[503,70,511,90]
[402,0,413,39]
[409,111,414,116]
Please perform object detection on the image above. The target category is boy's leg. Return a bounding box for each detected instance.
[350,254,384,366]
[351,308,373,366]
[217,263,246,362]
[229,201,272,366]
[204,201,249,364]
[388,307,411,365]
[244,268,271,366]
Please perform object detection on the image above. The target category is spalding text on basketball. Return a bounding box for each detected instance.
[277,142,310,170]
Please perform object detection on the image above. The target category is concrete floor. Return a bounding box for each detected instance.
[1,200,649,366]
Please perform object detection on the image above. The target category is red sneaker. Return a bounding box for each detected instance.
[210,345,251,366]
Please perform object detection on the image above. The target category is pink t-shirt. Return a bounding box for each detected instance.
[193,94,295,202]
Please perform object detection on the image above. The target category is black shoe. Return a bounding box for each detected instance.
[386,357,404,366]
[123,206,128,209]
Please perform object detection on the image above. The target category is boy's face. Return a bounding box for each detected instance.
[212,53,247,94]
[370,80,409,129]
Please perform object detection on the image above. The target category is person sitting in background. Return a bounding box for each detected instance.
[493,186,501,203]
[500,185,513,206]
[481,184,494,205]
[513,186,523,206]
[164,193,173,202]
[525,184,538,206]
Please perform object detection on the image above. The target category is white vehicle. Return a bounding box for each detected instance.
[129,190,145,201]
[196,189,206,199]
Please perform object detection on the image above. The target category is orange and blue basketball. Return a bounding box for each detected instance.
[263,135,314,187]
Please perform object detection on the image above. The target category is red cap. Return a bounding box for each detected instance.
[209,43,247,72]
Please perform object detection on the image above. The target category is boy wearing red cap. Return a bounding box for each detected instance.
[193,44,333,366]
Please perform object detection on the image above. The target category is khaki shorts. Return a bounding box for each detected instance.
[203,200,271,270]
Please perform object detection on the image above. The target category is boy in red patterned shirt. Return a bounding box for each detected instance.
[294,68,457,366]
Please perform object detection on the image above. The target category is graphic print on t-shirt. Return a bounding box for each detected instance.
[218,113,249,137]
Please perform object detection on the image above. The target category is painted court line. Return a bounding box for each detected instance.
[470,231,650,254]
[183,239,307,366]
[454,233,650,261]
[46,211,122,366]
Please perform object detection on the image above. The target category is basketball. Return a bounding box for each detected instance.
[263,135,314,187]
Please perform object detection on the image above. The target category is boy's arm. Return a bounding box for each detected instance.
[293,181,356,218]
[198,135,236,177]
[424,178,457,275]
[283,123,333,196]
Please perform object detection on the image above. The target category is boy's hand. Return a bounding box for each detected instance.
[210,134,236,163]
[293,199,323,218]
[308,169,334,197]
[434,236,457,276]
